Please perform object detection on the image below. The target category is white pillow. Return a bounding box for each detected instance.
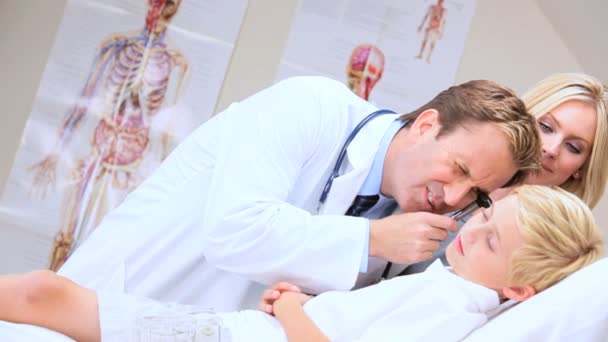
[464,258,608,341]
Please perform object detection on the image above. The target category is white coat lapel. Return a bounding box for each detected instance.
[320,113,399,215]
[320,165,369,215]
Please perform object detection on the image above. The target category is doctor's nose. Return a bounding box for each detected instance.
[443,182,473,208]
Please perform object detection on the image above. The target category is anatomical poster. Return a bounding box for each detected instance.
[276,0,476,113]
[0,0,247,273]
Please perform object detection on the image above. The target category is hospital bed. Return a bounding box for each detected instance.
[1,258,607,341]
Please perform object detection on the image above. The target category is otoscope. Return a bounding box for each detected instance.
[449,191,493,221]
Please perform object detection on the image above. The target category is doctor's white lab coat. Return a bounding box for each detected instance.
[59,76,401,311]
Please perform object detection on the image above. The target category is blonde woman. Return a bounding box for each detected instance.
[0,185,602,342]
[522,73,608,208]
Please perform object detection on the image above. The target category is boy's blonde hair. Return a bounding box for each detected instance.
[509,185,604,292]
[522,73,608,208]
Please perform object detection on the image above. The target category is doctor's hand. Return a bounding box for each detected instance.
[368,212,457,264]
[258,282,311,315]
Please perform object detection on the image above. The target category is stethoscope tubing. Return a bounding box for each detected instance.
[316,109,397,213]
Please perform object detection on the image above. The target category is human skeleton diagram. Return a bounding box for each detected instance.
[29,0,189,271]
[415,0,447,63]
[346,44,385,101]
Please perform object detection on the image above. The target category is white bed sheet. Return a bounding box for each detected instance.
[0,320,74,342]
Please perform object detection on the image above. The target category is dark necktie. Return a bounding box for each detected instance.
[345,195,380,217]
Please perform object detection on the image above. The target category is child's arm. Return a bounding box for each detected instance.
[273,292,330,342]
[0,271,100,342]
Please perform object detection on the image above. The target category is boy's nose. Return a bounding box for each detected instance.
[465,224,488,243]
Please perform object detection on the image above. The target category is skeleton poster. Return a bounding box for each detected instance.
[0,0,247,273]
[276,0,475,113]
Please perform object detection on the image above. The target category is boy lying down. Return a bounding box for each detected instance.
[0,185,603,342]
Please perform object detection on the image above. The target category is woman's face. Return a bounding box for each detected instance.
[527,100,597,186]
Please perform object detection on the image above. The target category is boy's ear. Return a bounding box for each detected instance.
[410,109,440,138]
[501,285,536,302]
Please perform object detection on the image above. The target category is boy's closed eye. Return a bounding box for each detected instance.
[480,209,500,251]
[486,235,494,251]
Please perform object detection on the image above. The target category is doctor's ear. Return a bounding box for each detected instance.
[410,109,440,138]
[500,285,536,302]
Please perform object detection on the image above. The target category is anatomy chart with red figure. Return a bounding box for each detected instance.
[416,0,448,64]
[276,0,475,113]
[0,0,247,273]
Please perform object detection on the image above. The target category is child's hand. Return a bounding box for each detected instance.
[258,281,305,315]
[271,291,314,318]
[275,291,314,307]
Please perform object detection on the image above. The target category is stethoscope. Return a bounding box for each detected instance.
[316,109,492,281]
[316,109,397,213]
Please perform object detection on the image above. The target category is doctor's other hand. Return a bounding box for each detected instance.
[259,281,307,315]
[368,212,457,264]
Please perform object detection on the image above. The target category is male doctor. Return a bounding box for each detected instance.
[58,76,541,311]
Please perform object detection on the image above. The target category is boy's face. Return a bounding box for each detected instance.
[446,194,525,290]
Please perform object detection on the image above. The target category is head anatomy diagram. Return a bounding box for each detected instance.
[146,0,182,35]
[346,44,385,101]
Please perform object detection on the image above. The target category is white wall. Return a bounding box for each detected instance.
[455,0,584,91]
[0,0,606,272]
[538,0,608,83]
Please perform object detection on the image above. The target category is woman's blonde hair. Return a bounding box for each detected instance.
[509,185,604,292]
[522,73,608,208]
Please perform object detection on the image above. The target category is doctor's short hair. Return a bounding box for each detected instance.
[509,185,604,293]
[522,73,608,209]
[400,80,541,187]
